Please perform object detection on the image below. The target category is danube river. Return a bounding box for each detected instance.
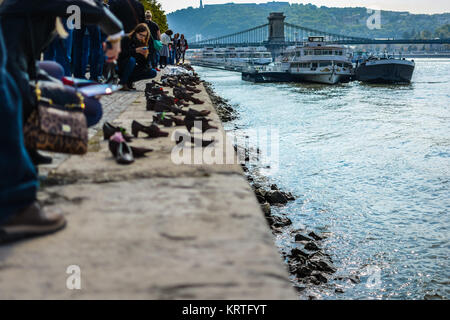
[195,59,450,300]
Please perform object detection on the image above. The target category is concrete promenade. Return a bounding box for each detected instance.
[0,75,296,300]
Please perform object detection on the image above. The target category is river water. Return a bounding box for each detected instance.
[195,59,450,300]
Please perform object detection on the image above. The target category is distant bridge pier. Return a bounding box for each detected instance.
[266,12,287,57]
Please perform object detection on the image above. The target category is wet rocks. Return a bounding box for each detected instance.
[305,242,321,252]
[296,266,313,278]
[295,233,314,242]
[266,190,288,205]
[287,228,337,291]
[260,203,271,216]
[308,231,324,241]
[267,215,292,229]
[310,272,328,285]
[290,248,310,260]
[203,81,238,122]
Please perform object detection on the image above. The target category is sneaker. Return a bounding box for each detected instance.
[0,202,66,245]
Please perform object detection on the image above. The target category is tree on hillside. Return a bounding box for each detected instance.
[139,0,168,32]
[435,24,450,38]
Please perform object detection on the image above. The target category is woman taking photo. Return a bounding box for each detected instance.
[118,23,157,91]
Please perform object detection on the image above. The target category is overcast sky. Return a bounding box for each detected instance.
[158,0,450,14]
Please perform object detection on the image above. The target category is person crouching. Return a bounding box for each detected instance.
[118,23,157,91]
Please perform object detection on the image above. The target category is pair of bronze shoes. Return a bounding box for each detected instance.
[132,120,169,139]
[108,132,153,165]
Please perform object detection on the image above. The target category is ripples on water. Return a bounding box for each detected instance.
[196,59,450,300]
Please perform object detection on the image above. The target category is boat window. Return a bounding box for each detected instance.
[314,50,322,55]
[312,63,318,68]
[337,63,343,67]
[319,62,329,67]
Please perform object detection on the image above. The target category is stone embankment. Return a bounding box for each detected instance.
[0,71,297,300]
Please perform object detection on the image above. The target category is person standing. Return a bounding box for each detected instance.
[73,24,103,81]
[171,33,179,65]
[0,0,123,244]
[178,34,188,65]
[159,29,173,69]
[144,10,161,70]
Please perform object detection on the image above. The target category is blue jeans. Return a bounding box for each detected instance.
[73,25,102,80]
[169,49,176,65]
[120,57,157,85]
[0,26,38,223]
[44,23,73,77]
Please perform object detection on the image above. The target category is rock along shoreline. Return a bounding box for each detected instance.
[203,79,347,299]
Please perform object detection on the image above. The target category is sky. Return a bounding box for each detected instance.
[158,0,450,14]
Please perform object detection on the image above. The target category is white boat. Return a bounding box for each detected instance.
[243,37,354,85]
[187,47,273,71]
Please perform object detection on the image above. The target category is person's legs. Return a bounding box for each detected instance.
[43,40,57,61]
[129,67,157,83]
[0,28,38,223]
[119,57,136,85]
[72,26,87,78]
[87,25,102,81]
[54,29,73,77]
[98,32,107,80]
[155,51,160,69]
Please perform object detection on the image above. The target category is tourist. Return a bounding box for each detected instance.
[73,25,104,81]
[144,10,161,70]
[171,33,180,65]
[118,23,157,91]
[178,34,189,64]
[0,0,123,244]
[160,29,173,69]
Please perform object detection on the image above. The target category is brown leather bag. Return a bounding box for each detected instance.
[24,84,88,155]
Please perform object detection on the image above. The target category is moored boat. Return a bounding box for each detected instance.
[355,55,415,84]
[242,36,354,85]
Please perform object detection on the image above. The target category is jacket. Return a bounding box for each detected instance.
[118,34,150,74]
[0,0,124,121]
[109,0,145,33]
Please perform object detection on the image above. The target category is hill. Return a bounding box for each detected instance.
[167,2,450,42]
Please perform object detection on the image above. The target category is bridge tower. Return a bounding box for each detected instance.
[267,12,286,57]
